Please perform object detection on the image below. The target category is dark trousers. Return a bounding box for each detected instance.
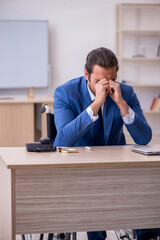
[136,229,160,240]
[87,231,107,240]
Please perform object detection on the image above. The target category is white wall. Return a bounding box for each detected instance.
[0,0,160,95]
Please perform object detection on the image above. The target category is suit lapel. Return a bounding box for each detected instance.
[80,76,92,110]
[103,96,116,145]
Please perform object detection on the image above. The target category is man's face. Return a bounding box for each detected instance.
[84,65,117,96]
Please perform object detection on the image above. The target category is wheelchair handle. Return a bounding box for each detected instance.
[40,104,51,114]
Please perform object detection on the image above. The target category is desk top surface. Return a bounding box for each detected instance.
[0,95,53,104]
[0,145,160,169]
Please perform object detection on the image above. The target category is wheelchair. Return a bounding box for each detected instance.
[22,105,160,240]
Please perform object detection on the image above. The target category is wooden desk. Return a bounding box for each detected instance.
[0,145,160,240]
[0,96,53,147]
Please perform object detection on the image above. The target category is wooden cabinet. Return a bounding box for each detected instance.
[116,3,160,138]
[0,96,53,147]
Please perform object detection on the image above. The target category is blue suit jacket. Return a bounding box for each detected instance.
[54,76,152,147]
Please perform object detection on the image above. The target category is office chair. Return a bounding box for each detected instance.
[21,105,76,240]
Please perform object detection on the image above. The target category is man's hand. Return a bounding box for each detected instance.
[95,78,109,105]
[109,80,123,105]
[90,79,129,117]
[109,80,129,117]
[90,78,109,116]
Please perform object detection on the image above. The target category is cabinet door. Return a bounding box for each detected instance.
[0,103,34,147]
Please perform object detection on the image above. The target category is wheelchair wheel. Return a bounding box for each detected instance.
[21,234,49,240]
[65,233,71,240]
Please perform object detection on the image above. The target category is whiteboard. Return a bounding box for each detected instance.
[0,20,48,88]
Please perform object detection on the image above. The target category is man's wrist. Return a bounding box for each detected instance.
[86,106,98,122]
[90,99,102,116]
[122,107,135,124]
[117,99,129,117]
[116,98,126,108]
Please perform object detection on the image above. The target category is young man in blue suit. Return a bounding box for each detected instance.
[54,47,160,240]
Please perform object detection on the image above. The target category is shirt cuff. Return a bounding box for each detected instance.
[86,106,98,122]
[122,107,135,125]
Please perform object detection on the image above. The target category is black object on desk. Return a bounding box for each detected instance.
[26,139,56,152]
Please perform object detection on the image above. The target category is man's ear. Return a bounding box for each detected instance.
[84,69,89,81]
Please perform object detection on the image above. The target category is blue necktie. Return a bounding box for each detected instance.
[92,108,105,145]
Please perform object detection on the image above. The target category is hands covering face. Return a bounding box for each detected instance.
[95,78,123,106]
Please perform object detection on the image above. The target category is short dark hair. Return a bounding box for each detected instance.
[85,47,119,74]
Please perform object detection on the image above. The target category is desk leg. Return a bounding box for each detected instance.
[0,160,15,240]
